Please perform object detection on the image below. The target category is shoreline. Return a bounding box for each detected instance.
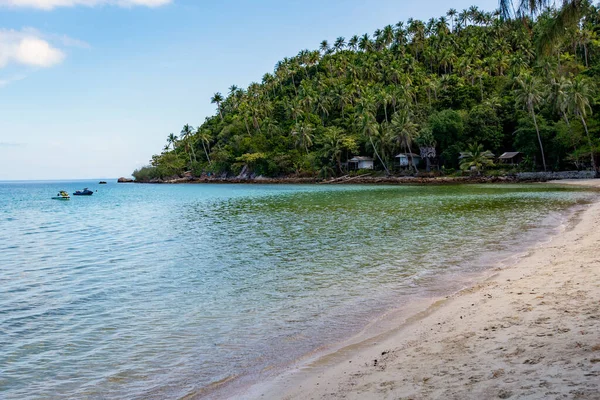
[130,175,515,185]
[129,172,597,185]
[234,179,600,399]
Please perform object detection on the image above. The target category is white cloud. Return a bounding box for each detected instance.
[0,0,172,9]
[0,29,65,68]
[16,37,64,66]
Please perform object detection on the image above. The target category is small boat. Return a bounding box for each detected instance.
[52,191,70,200]
[99,181,107,184]
[73,188,94,196]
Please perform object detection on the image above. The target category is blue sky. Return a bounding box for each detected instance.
[0,0,498,180]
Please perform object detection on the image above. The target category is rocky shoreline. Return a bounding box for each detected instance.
[143,175,517,185]
[126,170,597,185]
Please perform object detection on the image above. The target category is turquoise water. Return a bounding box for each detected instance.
[0,181,598,399]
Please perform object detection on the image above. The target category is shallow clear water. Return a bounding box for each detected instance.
[0,181,598,399]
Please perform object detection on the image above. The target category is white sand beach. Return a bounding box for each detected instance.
[249,180,600,400]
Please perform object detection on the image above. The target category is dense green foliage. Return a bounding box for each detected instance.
[459,143,496,172]
[134,2,600,181]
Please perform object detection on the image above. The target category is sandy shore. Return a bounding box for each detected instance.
[246,180,600,400]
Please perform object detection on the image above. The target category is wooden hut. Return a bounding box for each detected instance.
[395,153,421,168]
[498,152,523,165]
[347,156,374,170]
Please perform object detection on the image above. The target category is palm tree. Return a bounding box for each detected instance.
[195,127,212,165]
[576,27,594,67]
[500,0,585,54]
[319,40,330,54]
[514,74,547,171]
[548,75,581,166]
[359,34,372,52]
[447,8,457,31]
[500,0,580,18]
[332,85,351,117]
[211,92,224,121]
[468,5,481,25]
[291,122,315,154]
[287,98,304,124]
[166,133,178,150]
[458,10,469,28]
[180,124,197,166]
[348,35,359,51]
[382,25,394,47]
[391,110,419,173]
[334,37,346,52]
[568,76,598,174]
[283,57,299,96]
[320,127,351,173]
[357,107,390,175]
[377,88,392,123]
[375,121,396,166]
[315,91,330,122]
[549,75,573,127]
[459,143,495,173]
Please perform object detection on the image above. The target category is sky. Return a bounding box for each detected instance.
[0,0,498,180]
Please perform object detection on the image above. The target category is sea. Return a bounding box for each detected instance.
[1,181,598,399]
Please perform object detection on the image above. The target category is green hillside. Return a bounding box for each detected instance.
[134,2,600,181]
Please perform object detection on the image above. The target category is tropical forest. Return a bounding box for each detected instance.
[134,0,600,181]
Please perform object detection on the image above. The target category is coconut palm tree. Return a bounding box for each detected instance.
[359,34,373,52]
[568,76,598,174]
[459,143,495,173]
[375,121,396,166]
[377,88,392,123]
[548,75,573,127]
[180,124,197,166]
[319,40,330,54]
[291,122,315,154]
[514,74,548,171]
[195,127,212,165]
[357,106,390,175]
[447,8,457,31]
[382,25,394,47]
[166,133,178,150]
[287,98,304,124]
[500,0,585,54]
[391,109,419,173]
[334,37,346,52]
[547,75,581,164]
[500,0,581,19]
[576,26,594,67]
[320,127,352,173]
[348,35,359,51]
[211,93,224,121]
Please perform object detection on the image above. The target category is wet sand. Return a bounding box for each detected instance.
[247,179,600,400]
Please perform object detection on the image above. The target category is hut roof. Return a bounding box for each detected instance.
[498,152,521,159]
[395,153,420,158]
[348,156,374,162]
